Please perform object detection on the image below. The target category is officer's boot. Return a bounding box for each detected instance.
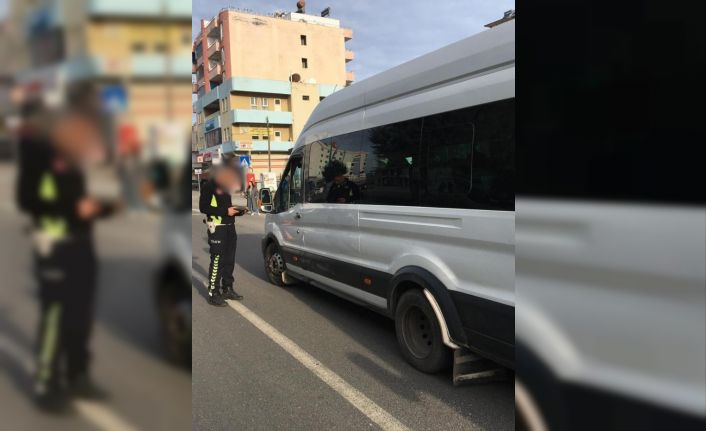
[207,288,227,306]
[222,285,243,301]
[34,380,71,413]
[68,373,108,400]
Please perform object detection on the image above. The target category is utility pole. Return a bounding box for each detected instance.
[163,0,173,120]
[266,116,272,172]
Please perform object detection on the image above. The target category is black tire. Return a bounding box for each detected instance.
[264,242,289,287]
[157,284,192,368]
[394,289,451,373]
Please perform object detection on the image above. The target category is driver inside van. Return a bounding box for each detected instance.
[324,160,360,204]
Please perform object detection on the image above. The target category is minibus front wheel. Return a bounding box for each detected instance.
[264,243,297,287]
[395,289,451,373]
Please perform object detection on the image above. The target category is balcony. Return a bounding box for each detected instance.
[346,71,355,84]
[207,40,221,59]
[204,114,221,132]
[207,63,223,82]
[195,63,205,81]
[121,54,192,77]
[90,0,190,18]
[343,28,353,41]
[250,140,295,152]
[226,109,293,125]
[216,140,295,153]
[205,17,219,38]
[345,50,355,62]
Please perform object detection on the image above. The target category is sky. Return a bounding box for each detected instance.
[193,0,514,81]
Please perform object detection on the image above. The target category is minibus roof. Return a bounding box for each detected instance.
[298,20,514,141]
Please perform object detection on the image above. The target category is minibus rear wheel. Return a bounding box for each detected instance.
[395,289,451,373]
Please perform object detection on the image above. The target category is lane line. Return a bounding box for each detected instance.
[192,274,410,431]
[73,400,139,431]
[0,335,139,431]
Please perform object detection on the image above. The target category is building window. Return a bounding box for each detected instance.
[274,99,281,106]
[155,42,168,53]
[301,58,308,69]
[274,131,281,138]
[319,96,325,101]
[205,129,222,147]
[302,95,310,101]
[250,97,258,109]
[182,33,191,45]
[131,42,146,53]
[300,35,307,45]
[262,98,268,108]
[252,135,260,140]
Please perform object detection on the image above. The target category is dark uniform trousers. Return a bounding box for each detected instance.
[34,236,97,389]
[207,223,238,293]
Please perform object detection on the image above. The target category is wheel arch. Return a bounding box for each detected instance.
[388,266,468,347]
[261,233,279,256]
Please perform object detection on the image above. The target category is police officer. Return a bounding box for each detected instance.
[199,163,246,306]
[16,103,117,410]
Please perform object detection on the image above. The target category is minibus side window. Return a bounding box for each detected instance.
[275,165,291,213]
[289,157,303,208]
[419,98,514,210]
[470,99,514,210]
[419,109,476,209]
[358,119,423,206]
[305,132,363,204]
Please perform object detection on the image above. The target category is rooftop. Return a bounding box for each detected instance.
[197,7,343,40]
[485,9,515,28]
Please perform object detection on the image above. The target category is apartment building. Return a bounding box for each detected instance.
[192,7,354,174]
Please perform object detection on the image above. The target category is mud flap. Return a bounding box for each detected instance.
[453,348,508,386]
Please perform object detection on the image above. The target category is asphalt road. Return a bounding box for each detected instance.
[191,192,514,431]
[0,163,191,430]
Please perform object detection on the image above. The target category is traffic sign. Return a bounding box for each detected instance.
[101,85,128,113]
[239,155,251,168]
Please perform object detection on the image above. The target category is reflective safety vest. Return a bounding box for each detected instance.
[38,172,67,239]
[209,194,222,225]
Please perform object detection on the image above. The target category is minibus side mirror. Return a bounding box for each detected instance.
[259,188,273,213]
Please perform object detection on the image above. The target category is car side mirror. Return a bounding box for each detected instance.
[259,188,273,213]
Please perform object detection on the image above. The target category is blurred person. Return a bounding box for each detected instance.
[246,167,256,191]
[245,180,254,213]
[15,100,120,411]
[246,175,260,215]
[199,161,247,306]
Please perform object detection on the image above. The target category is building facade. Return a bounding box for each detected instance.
[192,7,354,175]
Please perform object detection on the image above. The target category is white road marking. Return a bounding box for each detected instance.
[0,335,139,431]
[73,400,139,431]
[192,274,410,431]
